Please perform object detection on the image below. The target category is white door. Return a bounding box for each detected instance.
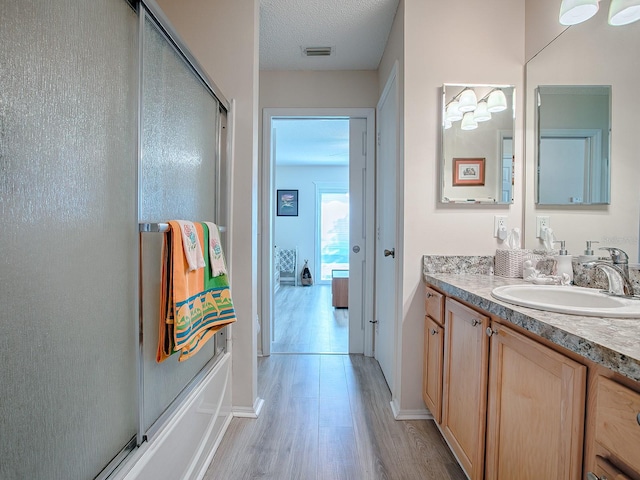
[349,118,367,353]
[375,69,398,388]
[539,137,588,204]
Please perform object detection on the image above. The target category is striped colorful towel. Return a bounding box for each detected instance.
[157,221,236,363]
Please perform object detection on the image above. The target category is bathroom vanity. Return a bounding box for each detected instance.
[423,272,640,480]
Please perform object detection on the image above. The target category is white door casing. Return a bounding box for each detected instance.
[260,108,375,356]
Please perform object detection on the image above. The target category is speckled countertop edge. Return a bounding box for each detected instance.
[424,273,640,383]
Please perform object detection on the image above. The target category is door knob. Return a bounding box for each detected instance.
[384,248,395,258]
[352,245,360,253]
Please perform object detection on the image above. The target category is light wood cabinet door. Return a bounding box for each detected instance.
[423,316,444,423]
[485,322,586,480]
[441,298,490,480]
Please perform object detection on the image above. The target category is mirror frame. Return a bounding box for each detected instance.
[440,83,516,205]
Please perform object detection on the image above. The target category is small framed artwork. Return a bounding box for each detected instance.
[453,158,485,186]
[276,189,299,216]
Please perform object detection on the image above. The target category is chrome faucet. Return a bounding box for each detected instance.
[584,247,636,297]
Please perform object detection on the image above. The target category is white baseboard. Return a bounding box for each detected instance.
[390,399,434,420]
[233,397,264,418]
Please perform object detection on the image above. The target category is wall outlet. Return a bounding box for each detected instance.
[494,216,507,237]
[536,216,550,238]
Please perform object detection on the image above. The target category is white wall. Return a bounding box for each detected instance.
[395,0,525,413]
[275,165,349,282]
[260,70,379,108]
[157,0,260,413]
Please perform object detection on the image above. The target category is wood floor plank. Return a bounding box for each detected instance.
[273,285,348,353]
[203,354,465,480]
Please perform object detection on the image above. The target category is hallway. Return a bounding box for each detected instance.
[273,285,348,354]
[203,354,465,479]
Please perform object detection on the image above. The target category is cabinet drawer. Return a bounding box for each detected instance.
[593,376,640,474]
[589,456,631,480]
[425,286,444,324]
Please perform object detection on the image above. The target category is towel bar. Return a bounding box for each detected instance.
[139,222,226,233]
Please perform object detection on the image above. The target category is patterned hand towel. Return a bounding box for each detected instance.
[176,220,205,271]
[157,221,236,363]
[204,222,227,277]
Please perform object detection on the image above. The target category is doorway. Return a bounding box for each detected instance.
[261,108,375,357]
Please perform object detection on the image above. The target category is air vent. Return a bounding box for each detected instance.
[303,47,333,57]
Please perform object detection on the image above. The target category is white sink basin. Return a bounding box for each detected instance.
[491,284,640,318]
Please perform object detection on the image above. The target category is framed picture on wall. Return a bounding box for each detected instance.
[276,189,299,216]
[453,158,485,186]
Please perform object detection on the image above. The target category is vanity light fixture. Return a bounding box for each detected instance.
[473,100,492,122]
[446,100,463,122]
[487,89,508,112]
[458,88,478,112]
[559,0,600,25]
[608,0,640,25]
[460,111,478,130]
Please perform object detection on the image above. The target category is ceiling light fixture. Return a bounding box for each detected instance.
[608,0,640,24]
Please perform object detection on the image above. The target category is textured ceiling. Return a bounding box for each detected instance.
[260,0,400,71]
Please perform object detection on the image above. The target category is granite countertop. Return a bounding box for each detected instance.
[424,273,640,383]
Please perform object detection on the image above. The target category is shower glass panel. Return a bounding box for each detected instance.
[139,12,222,432]
[0,1,138,479]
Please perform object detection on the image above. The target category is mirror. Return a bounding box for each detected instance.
[536,85,611,205]
[441,84,515,204]
[525,4,640,262]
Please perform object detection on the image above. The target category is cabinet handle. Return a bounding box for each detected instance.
[486,326,498,337]
[586,473,601,480]
[430,329,438,335]
[471,319,480,326]
[426,292,432,298]
[637,412,640,426]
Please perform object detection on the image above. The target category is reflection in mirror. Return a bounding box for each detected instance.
[441,84,515,204]
[536,85,611,205]
[524,2,640,262]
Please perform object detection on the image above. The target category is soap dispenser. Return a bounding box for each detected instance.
[554,240,573,283]
[579,240,599,263]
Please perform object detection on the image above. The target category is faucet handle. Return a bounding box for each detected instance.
[599,247,629,264]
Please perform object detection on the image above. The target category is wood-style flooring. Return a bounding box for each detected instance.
[203,354,466,480]
[273,285,348,354]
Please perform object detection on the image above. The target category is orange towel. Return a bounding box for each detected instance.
[157,220,236,363]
